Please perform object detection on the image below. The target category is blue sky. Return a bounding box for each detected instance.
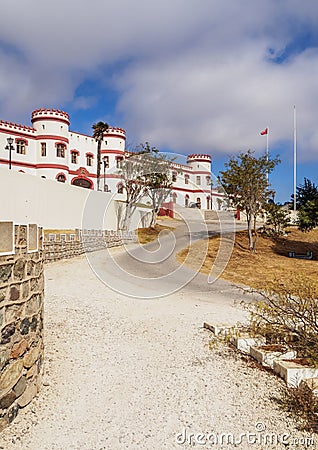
[1,1,318,203]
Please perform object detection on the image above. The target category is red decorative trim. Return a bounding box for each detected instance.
[0,128,36,139]
[32,117,70,126]
[0,159,70,171]
[70,149,80,155]
[103,133,126,140]
[172,186,211,194]
[86,152,94,157]
[36,135,69,143]
[54,141,67,148]
[15,137,28,146]
[69,167,96,178]
[101,149,125,155]
[36,163,69,171]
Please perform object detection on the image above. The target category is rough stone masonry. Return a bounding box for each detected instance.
[0,223,44,431]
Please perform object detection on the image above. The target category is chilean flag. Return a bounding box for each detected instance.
[260,127,268,135]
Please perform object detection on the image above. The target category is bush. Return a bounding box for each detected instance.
[281,382,318,432]
[243,277,318,365]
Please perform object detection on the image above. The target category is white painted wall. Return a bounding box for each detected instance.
[0,167,149,231]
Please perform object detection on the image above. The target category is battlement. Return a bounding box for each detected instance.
[0,120,36,134]
[31,108,70,125]
[105,127,126,138]
[187,154,212,162]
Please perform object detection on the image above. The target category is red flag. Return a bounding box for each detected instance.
[260,127,268,135]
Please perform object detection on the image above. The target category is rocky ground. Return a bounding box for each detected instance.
[0,249,315,450]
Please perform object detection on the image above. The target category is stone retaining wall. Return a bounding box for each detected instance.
[43,229,136,262]
[0,223,44,431]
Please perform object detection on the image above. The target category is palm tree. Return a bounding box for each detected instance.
[92,121,109,191]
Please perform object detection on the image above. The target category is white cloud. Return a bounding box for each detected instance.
[1,0,318,160]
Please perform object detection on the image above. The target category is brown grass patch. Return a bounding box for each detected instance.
[137,224,175,244]
[177,227,318,288]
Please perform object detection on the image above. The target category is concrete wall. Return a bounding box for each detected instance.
[0,167,151,231]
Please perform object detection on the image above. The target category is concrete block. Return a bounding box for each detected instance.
[233,334,266,353]
[273,359,318,387]
[250,345,297,368]
[203,322,234,337]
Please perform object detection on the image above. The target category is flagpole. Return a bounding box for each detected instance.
[293,106,297,212]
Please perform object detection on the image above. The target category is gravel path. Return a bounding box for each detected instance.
[0,249,315,450]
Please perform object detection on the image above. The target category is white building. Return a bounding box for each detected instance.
[0,108,226,210]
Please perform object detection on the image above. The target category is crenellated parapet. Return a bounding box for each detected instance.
[187,154,212,163]
[104,127,126,140]
[0,121,36,135]
[31,109,70,126]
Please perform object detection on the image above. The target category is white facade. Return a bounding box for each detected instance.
[0,108,226,210]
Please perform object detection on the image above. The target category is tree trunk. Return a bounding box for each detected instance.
[246,215,254,251]
[97,140,101,191]
[150,209,158,228]
[252,216,258,252]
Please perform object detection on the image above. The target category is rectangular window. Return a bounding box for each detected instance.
[172,173,177,182]
[16,140,26,155]
[56,144,65,158]
[41,143,46,157]
[206,176,211,185]
[185,176,189,185]
[103,156,109,168]
[71,152,78,164]
[116,157,123,168]
[87,155,93,166]
[196,176,201,185]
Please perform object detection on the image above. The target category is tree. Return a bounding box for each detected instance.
[265,202,290,235]
[144,153,174,228]
[293,178,318,231]
[298,199,318,231]
[92,121,109,191]
[219,150,280,252]
[118,153,148,230]
[293,177,318,210]
[117,143,174,230]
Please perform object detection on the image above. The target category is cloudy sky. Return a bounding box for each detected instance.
[1,0,318,202]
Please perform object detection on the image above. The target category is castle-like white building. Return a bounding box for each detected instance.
[0,108,225,210]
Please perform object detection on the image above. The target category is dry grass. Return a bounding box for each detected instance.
[137,224,175,244]
[177,227,318,288]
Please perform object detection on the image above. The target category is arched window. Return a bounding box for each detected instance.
[172,192,177,204]
[196,197,201,209]
[185,174,190,185]
[57,173,66,183]
[185,194,189,207]
[117,183,124,194]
